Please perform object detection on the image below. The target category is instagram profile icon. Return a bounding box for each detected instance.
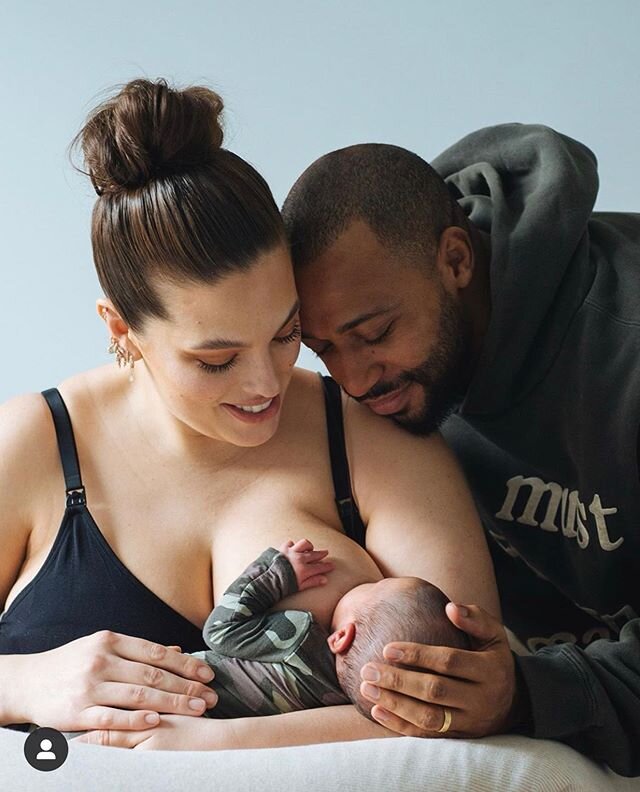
[24,727,69,772]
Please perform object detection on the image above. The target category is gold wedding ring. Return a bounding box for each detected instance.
[436,707,452,734]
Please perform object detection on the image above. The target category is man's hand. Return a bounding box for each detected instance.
[359,604,520,737]
[279,538,334,591]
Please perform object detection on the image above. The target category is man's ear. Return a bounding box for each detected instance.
[326,623,356,655]
[436,226,474,291]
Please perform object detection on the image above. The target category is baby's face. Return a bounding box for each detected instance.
[331,577,413,630]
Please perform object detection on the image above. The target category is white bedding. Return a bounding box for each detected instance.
[2,726,639,792]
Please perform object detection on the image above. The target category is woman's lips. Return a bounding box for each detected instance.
[222,394,281,423]
[363,383,411,416]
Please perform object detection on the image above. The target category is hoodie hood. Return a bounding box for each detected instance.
[432,123,599,416]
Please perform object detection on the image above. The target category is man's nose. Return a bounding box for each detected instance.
[326,351,382,400]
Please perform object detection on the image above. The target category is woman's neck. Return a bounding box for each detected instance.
[123,364,252,471]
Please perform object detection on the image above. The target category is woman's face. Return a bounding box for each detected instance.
[132,245,301,448]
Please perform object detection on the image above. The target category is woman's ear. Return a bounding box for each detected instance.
[97,298,142,360]
[326,623,356,655]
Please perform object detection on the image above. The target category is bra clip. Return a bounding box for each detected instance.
[66,487,87,507]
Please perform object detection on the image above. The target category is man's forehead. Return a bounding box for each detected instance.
[294,220,411,335]
[295,238,397,311]
[310,219,393,272]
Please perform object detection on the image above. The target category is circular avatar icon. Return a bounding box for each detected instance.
[24,727,69,772]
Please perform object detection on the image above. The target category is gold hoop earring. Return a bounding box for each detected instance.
[108,337,135,383]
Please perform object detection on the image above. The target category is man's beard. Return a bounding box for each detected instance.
[359,288,473,436]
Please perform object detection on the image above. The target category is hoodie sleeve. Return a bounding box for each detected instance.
[513,619,640,777]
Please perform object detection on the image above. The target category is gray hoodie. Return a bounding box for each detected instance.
[434,124,640,777]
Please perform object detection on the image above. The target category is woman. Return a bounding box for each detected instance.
[0,78,499,750]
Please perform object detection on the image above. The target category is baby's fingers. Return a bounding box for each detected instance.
[291,538,314,552]
[299,549,330,564]
[298,574,330,591]
[298,560,334,579]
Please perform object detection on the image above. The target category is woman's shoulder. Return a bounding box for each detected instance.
[55,364,120,420]
[289,365,324,391]
[0,390,57,460]
[284,368,449,457]
[0,366,115,500]
[273,367,332,451]
[281,366,325,416]
[340,385,446,451]
[340,388,453,492]
[0,390,63,528]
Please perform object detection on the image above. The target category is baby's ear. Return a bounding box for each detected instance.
[327,624,356,654]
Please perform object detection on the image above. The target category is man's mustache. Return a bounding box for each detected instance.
[349,370,430,403]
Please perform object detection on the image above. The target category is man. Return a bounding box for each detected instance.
[281,124,640,776]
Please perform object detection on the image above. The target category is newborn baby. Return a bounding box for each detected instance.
[191,539,468,720]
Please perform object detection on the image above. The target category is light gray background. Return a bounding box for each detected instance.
[1,0,638,402]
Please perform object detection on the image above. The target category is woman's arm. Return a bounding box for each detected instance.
[76,704,396,750]
[0,395,41,623]
[0,394,218,731]
[0,655,29,724]
[344,397,500,616]
[343,398,518,738]
[224,704,394,749]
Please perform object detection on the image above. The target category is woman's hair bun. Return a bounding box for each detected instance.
[76,78,225,195]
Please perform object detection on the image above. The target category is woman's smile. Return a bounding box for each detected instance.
[222,394,281,423]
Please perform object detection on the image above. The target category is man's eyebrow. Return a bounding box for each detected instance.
[302,306,396,341]
[189,299,300,351]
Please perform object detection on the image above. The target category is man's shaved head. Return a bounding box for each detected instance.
[282,143,465,270]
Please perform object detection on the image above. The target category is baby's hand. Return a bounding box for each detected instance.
[278,538,334,591]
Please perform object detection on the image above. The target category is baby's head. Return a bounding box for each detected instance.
[327,577,469,720]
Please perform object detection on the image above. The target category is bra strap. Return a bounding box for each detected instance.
[41,388,86,506]
[320,375,366,548]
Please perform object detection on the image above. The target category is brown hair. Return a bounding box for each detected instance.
[73,78,285,330]
[336,579,469,720]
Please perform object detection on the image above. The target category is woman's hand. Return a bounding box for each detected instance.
[20,631,218,732]
[74,713,231,751]
[358,604,519,738]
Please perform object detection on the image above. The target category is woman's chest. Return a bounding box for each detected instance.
[211,491,381,630]
[69,458,376,631]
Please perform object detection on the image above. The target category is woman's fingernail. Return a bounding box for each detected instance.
[361,665,380,682]
[374,707,390,722]
[198,666,215,681]
[456,604,469,617]
[189,698,206,710]
[386,648,404,661]
[145,713,159,725]
[204,692,218,707]
[362,683,380,700]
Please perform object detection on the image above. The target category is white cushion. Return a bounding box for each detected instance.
[3,726,639,791]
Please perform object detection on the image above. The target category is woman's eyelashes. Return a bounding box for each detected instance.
[277,323,302,345]
[198,357,237,374]
[197,324,301,374]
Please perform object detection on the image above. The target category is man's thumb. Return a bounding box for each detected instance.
[445,602,504,646]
